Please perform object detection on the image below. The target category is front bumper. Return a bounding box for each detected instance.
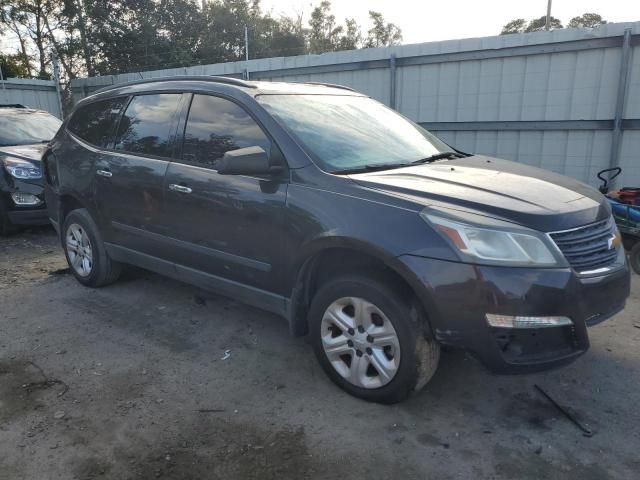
[1,180,48,226]
[400,254,631,373]
[7,206,49,225]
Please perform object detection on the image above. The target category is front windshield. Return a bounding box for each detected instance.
[258,94,450,172]
[0,110,62,146]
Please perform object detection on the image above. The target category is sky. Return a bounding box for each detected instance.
[260,0,640,44]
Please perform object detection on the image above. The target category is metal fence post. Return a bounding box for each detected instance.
[389,54,397,109]
[609,28,632,186]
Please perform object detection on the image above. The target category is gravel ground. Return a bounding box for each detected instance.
[1,227,639,480]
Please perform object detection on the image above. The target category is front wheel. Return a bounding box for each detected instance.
[309,274,440,404]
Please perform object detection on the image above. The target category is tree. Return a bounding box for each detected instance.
[365,11,402,48]
[500,16,563,35]
[338,18,361,51]
[525,15,563,32]
[0,0,55,78]
[0,53,32,77]
[568,13,607,28]
[308,0,343,54]
[259,14,307,58]
[0,0,403,81]
[501,18,527,35]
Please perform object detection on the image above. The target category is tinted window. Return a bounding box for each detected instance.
[68,98,125,148]
[0,110,61,146]
[114,94,181,157]
[181,94,270,168]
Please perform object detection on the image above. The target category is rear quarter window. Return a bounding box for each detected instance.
[68,98,127,148]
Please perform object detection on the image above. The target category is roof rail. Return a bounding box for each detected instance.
[91,75,256,95]
[0,104,26,108]
[301,81,356,92]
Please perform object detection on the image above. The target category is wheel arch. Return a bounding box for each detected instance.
[286,237,436,338]
[56,192,95,238]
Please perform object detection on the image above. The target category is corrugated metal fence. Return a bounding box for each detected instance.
[71,22,640,187]
[0,78,62,118]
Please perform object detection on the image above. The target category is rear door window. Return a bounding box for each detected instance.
[181,94,270,169]
[114,94,182,158]
[68,98,126,148]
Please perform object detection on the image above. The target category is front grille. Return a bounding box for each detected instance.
[549,218,617,272]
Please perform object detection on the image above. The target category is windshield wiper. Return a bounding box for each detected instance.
[332,163,411,175]
[332,151,469,174]
[412,151,467,164]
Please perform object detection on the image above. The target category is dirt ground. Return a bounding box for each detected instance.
[1,226,639,480]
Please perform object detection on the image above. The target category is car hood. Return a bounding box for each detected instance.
[0,143,46,164]
[348,155,610,232]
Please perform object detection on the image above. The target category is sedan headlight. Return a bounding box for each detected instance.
[421,209,565,267]
[2,156,42,179]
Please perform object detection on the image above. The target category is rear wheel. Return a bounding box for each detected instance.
[309,274,440,404]
[62,209,121,287]
[630,242,640,275]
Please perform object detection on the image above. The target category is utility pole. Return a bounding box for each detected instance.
[244,25,250,80]
[52,53,64,119]
[545,0,553,31]
[0,63,7,104]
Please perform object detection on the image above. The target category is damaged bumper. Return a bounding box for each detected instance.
[399,254,631,373]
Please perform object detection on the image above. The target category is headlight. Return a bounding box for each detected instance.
[2,156,42,179]
[421,209,565,267]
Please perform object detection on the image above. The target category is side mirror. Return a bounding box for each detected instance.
[216,146,282,176]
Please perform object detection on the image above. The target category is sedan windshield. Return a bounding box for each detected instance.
[257,94,450,173]
[0,110,62,146]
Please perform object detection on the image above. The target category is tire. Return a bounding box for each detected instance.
[62,208,122,287]
[630,242,640,275]
[309,274,440,404]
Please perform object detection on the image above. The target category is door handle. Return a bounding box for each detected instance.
[168,184,192,194]
[96,169,112,178]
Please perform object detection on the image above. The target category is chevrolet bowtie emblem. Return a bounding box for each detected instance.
[608,232,622,250]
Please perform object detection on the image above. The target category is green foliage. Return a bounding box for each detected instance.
[501,18,527,35]
[365,11,402,48]
[0,0,403,80]
[502,11,608,36]
[501,15,563,35]
[0,53,32,78]
[568,13,607,29]
[525,15,563,32]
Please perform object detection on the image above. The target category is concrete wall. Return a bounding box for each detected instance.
[70,22,640,188]
[0,78,62,118]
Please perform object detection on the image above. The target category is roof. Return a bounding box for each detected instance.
[91,75,363,97]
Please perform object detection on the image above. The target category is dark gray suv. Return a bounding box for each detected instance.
[44,77,630,403]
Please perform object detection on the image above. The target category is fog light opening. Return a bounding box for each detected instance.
[486,314,572,328]
[10,192,42,206]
